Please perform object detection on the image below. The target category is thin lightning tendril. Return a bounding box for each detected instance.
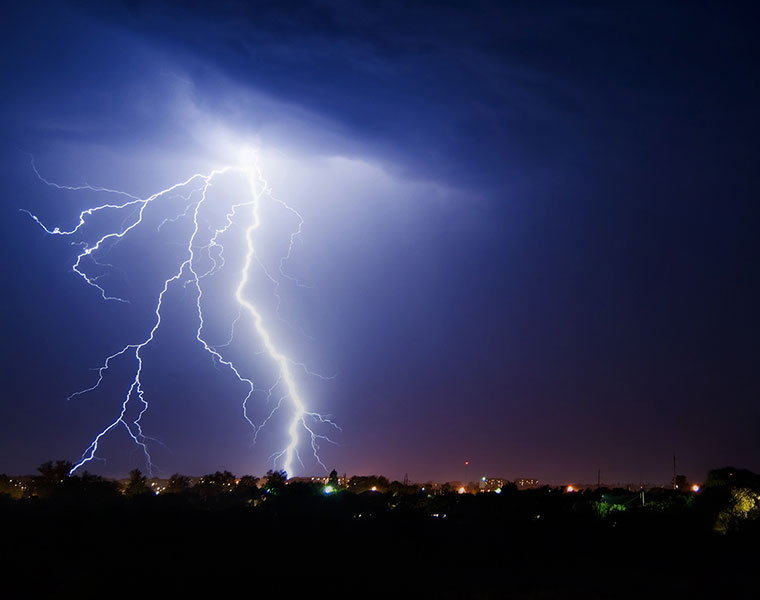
[24,155,339,478]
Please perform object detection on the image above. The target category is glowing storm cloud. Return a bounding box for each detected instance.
[23,149,339,477]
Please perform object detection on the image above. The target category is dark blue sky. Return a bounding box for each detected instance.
[1,0,758,484]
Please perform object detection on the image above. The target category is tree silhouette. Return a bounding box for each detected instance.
[196,471,236,496]
[237,475,259,490]
[235,475,260,502]
[29,460,74,497]
[72,471,122,501]
[167,473,191,493]
[125,469,151,496]
[37,460,73,483]
[264,470,287,495]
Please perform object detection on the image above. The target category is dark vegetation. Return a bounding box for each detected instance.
[1,465,758,598]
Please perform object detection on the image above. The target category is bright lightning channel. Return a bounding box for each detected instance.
[24,153,339,478]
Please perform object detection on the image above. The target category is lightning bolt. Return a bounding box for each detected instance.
[24,152,339,477]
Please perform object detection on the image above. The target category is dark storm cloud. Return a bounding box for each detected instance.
[1,0,758,482]
[68,0,609,184]
[71,0,758,188]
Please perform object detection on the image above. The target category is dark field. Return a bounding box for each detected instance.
[2,471,758,599]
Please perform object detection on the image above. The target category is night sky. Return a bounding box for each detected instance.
[1,1,758,485]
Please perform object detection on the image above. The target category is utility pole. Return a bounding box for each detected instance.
[673,454,677,489]
[597,467,601,490]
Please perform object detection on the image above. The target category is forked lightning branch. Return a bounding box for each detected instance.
[23,152,339,477]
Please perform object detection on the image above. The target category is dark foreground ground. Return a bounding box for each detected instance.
[1,485,758,599]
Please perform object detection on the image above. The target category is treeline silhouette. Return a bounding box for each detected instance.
[1,463,758,598]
